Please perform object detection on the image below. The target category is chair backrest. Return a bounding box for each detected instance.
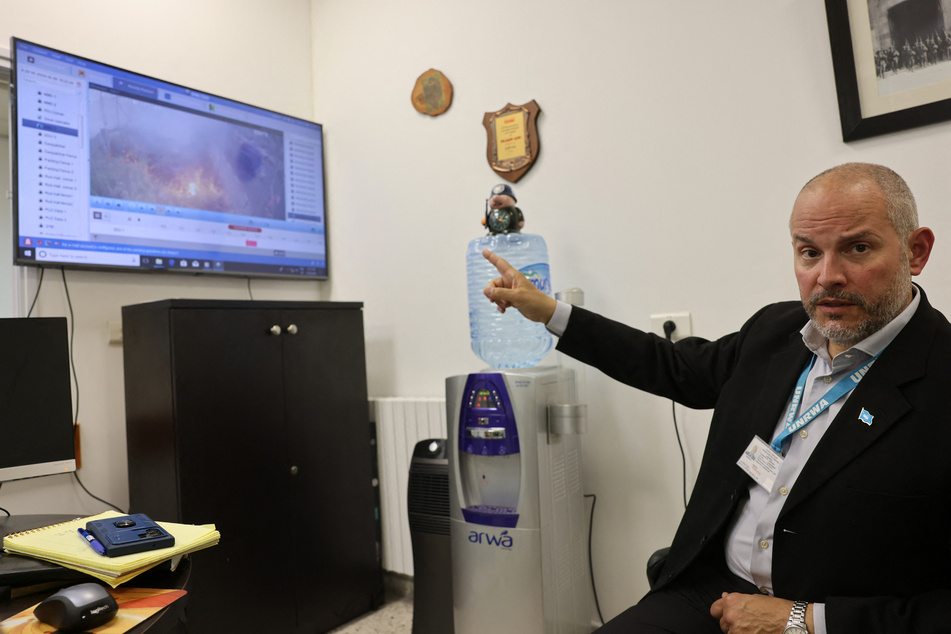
[646,547,671,589]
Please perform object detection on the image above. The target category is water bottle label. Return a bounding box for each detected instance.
[519,263,551,295]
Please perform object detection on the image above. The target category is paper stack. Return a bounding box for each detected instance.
[2,511,219,587]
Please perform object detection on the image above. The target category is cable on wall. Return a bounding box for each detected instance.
[73,474,124,513]
[60,268,79,427]
[664,320,688,509]
[671,401,687,509]
[26,268,45,318]
[58,268,125,514]
[584,493,605,626]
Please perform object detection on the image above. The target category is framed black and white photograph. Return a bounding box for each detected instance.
[826,0,951,140]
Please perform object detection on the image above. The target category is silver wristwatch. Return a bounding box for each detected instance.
[783,600,808,634]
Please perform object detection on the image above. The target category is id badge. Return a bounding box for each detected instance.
[736,435,783,493]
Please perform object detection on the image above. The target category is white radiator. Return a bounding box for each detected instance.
[372,397,447,576]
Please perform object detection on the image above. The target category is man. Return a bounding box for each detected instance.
[482,163,950,633]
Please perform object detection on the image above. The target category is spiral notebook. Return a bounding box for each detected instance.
[2,511,219,587]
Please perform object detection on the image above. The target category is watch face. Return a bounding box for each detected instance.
[783,627,808,634]
[487,208,512,232]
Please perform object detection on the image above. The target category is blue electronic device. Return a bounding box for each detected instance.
[86,514,174,557]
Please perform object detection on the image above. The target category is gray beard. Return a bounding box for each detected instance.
[805,269,912,349]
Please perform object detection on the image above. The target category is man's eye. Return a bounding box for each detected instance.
[851,244,870,254]
[801,249,819,259]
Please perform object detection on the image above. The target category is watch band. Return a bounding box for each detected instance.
[783,600,809,633]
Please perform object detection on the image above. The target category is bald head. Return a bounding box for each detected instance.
[796,163,918,241]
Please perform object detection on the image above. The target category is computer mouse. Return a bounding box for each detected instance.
[33,582,118,632]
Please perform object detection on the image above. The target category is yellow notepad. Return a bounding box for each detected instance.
[2,511,219,587]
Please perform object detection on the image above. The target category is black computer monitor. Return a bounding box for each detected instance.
[0,317,76,482]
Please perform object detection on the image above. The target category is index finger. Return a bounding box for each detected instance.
[482,249,516,276]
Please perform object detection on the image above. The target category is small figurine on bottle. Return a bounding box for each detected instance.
[483,184,525,234]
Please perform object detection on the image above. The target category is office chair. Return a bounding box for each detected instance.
[646,547,671,589]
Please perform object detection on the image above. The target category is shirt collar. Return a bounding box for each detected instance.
[800,284,920,365]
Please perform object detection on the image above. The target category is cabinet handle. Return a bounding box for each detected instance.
[286,324,299,335]
[269,325,282,336]
[290,465,299,475]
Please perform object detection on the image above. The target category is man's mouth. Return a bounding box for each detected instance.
[810,292,865,317]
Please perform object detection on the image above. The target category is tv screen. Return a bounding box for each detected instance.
[0,317,76,482]
[10,38,328,279]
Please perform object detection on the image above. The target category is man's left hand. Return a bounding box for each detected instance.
[710,593,813,633]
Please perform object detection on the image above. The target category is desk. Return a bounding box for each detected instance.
[0,515,190,633]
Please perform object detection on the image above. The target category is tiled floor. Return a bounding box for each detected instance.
[329,596,413,633]
[329,574,414,634]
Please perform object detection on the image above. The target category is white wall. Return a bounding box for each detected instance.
[3,0,951,623]
[0,0,320,516]
[310,0,951,620]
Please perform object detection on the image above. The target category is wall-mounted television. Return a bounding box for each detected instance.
[0,317,75,483]
[10,38,328,280]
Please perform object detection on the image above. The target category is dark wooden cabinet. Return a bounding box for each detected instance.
[122,300,383,633]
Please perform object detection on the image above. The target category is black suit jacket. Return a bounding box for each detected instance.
[557,287,951,632]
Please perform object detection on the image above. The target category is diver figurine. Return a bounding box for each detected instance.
[483,184,525,234]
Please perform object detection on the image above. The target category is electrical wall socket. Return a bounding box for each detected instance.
[108,320,123,345]
[650,312,692,341]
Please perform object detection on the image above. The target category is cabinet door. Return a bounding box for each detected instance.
[168,307,298,632]
[280,308,382,631]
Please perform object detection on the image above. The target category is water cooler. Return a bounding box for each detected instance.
[446,366,595,633]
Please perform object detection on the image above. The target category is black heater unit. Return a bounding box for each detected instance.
[407,439,454,634]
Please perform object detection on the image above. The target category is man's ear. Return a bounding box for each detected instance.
[908,227,935,276]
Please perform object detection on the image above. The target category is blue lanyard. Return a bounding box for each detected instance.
[771,351,882,453]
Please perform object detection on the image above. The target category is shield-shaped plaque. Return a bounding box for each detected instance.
[483,100,541,183]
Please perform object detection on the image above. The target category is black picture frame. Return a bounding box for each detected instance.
[825,0,951,141]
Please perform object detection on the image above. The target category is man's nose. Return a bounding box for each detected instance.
[817,254,847,287]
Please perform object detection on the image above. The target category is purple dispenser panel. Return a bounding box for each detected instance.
[459,373,520,527]
[459,373,520,456]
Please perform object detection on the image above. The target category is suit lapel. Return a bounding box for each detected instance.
[782,379,911,513]
[716,330,812,494]
[750,333,812,441]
